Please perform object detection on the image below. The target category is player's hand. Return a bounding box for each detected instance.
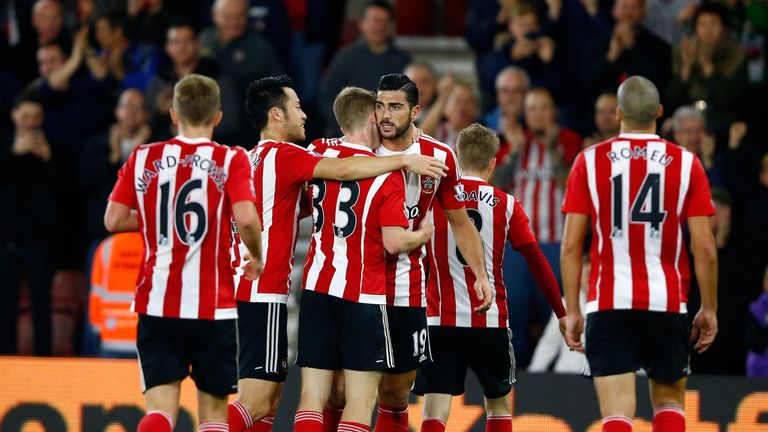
[417,217,434,243]
[691,308,718,353]
[564,313,585,353]
[473,277,494,314]
[403,154,448,179]
[242,253,263,281]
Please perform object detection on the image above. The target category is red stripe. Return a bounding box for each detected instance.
[493,192,509,327]
[660,143,681,312]
[198,148,225,319]
[463,195,483,328]
[314,184,340,295]
[628,145,649,309]
[164,146,194,317]
[548,172,558,243]
[595,144,615,310]
[433,207,455,325]
[135,145,164,314]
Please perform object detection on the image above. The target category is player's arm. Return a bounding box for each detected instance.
[560,212,588,353]
[444,207,493,313]
[233,201,264,280]
[688,215,718,353]
[382,219,434,254]
[312,154,448,181]
[104,201,139,232]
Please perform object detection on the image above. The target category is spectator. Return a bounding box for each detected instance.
[738,153,768,302]
[421,81,479,150]
[670,105,724,186]
[319,0,411,134]
[481,3,560,101]
[12,0,70,86]
[404,60,439,124]
[484,66,529,164]
[146,21,242,144]
[643,0,698,46]
[493,87,581,366]
[92,9,160,91]
[582,91,619,148]
[79,89,150,247]
[667,2,748,136]
[582,0,671,96]
[0,93,55,356]
[747,266,768,377]
[199,0,283,99]
[126,0,190,45]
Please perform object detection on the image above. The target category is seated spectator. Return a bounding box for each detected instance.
[0,93,55,356]
[199,0,283,98]
[146,21,241,144]
[405,60,439,124]
[12,0,70,86]
[582,0,671,96]
[667,2,748,136]
[420,81,479,150]
[92,9,160,91]
[582,92,619,148]
[483,66,529,162]
[747,266,768,377]
[492,87,581,366]
[319,0,411,134]
[670,105,724,187]
[79,89,151,247]
[481,3,560,100]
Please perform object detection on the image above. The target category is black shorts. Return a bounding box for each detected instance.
[237,301,288,382]
[586,310,691,382]
[136,314,238,395]
[385,306,430,374]
[296,290,394,371]
[413,326,515,399]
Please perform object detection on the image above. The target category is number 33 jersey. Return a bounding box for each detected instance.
[108,136,258,320]
[562,134,715,315]
[303,140,409,304]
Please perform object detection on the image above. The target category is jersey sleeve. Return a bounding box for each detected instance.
[561,151,591,215]
[226,148,258,204]
[279,144,323,184]
[378,171,409,228]
[684,156,716,218]
[436,148,465,211]
[108,149,137,208]
[507,198,537,249]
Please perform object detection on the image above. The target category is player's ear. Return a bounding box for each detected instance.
[489,157,497,173]
[170,107,179,125]
[411,104,421,121]
[616,107,624,124]
[270,106,283,123]
[212,110,223,127]
[656,104,664,119]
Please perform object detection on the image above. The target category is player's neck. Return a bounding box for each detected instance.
[620,123,657,135]
[344,131,374,150]
[381,127,414,152]
[462,169,490,182]
[177,125,213,140]
[260,127,288,143]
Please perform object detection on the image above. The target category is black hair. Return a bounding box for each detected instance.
[365,0,395,20]
[167,18,199,37]
[694,2,731,30]
[245,75,294,133]
[13,92,43,109]
[38,41,71,58]
[93,8,129,32]
[377,73,419,108]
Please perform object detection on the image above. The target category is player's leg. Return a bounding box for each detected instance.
[422,394,452,432]
[247,386,282,432]
[340,370,383,427]
[231,302,289,431]
[586,311,641,432]
[140,381,182,432]
[295,290,345,432]
[323,371,346,432]
[197,391,229,430]
[472,328,516,432]
[375,306,430,432]
[644,312,691,432]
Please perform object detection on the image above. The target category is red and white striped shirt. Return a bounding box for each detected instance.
[562,133,715,314]
[108,135,257,320]
[302,140,409,304]
[427,177,536,328]
[376,133,465,307]
[232,140,322,304]
[510,129,581,243]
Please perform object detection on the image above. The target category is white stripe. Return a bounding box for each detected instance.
[213,149,235,316]
[448,225,472,327]
[584,148,601,313]
[645,141,668,311]
[380,305,395,368]
[521,145,538,236]
[538,163,551,242]
[131,148,150,314]
[148,144,181,316]
[675,151,694,313]
[265,303,274,373]
[355,174,389,303]
[554,185,564,240]
[251,148,277,301]
[610,141,633,309]
[477,185,498,327]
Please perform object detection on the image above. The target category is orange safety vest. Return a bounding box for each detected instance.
[89,233,143,353]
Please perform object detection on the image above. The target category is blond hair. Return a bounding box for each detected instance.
[457,124,500,172]
[333,87,376,133]
[173,74,221,126]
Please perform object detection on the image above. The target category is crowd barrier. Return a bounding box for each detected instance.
[1,357,766,431]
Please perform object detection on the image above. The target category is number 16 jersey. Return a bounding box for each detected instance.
[108,135,258,320]
[561,134,715,315]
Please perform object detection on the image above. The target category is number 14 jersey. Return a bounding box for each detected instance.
[562,134,715,315]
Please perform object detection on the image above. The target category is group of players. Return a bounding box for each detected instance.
[105,70,719,432]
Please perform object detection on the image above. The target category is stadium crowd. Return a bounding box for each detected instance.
[0,0,766,378]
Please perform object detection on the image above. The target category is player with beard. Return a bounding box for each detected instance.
[227,76,448,432]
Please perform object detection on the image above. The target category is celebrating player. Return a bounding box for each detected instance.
[415,124,566,432]
[228,76,448,432]
[104,74,264,432]
[561,76,718,432]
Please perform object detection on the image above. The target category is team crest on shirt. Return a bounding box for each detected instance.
[421,177,436,195]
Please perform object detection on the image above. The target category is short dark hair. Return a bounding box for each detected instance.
[13,92,43,109]
[245,75,294,133]
[694,2,730,29]
[94,8,129,33]
[168,19,199,37]
[365,0,395,20]
[377,73,419,108]
[38,41,70,58]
